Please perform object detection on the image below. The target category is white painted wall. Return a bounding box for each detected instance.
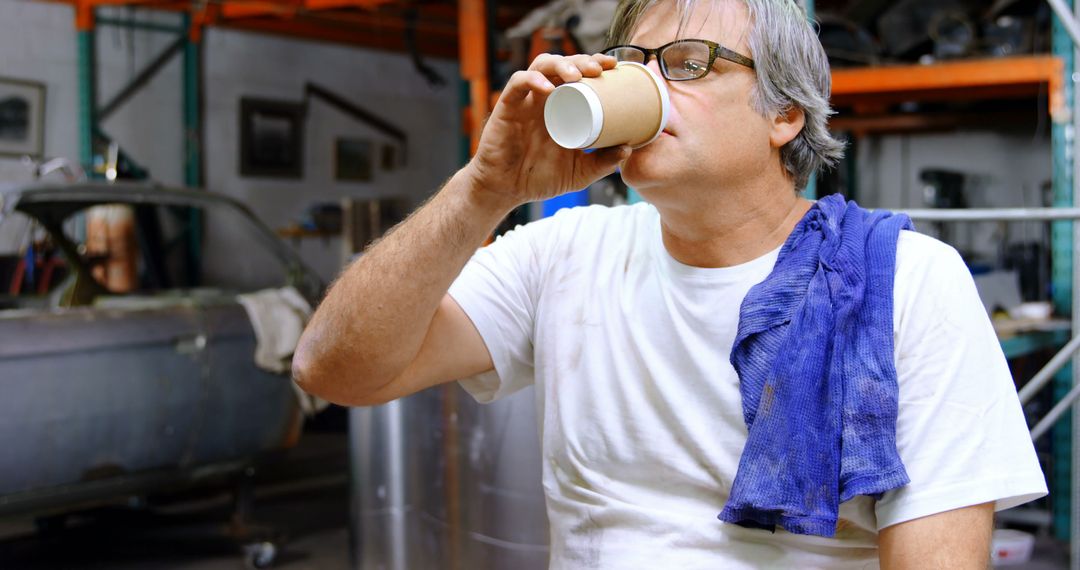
[203,28,460,282]
[0,0,462,283]
[95,7,187,187]
[0,0,81,182]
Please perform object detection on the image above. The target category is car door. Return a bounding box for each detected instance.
[185,198,311,465]
[0,207,208,501]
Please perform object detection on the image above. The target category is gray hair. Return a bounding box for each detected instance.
[607,0,844,191]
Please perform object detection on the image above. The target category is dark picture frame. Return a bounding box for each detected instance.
[239,97,305,178]
[335,138,374,182]
[0,77,46,159]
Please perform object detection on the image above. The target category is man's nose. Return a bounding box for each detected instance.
[645,57,664,79]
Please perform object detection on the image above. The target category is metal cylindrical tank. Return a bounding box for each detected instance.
[349,384,549,569]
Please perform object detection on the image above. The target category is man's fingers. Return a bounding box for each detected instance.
[595,53,618,69]
[501,70,556,104]
[567,53,615,77]
[528,53,560,72]
[528,53,619,85]
[580,145,632,181]
[553,61,583,83]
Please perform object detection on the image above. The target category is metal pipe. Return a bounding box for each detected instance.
[304,83,407,143]
[1071,1,1080,562]
[183,13,203,281]
[384,400,407,570]
[77,29,96,174]
[803,0,817,201]
[900,207,1080,222]
[1019,334,1080,404]
[1033,380,1080,440]
[1049,0,1080,50]
[1051,0,1080,551]
[98,34,186,122]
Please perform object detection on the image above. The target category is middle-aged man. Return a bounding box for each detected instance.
[294,0,1048,567]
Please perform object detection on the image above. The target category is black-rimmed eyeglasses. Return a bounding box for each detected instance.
[603,39,755,81]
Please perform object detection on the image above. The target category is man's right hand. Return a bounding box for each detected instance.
[294,53,633,407]
[463,53,633,210]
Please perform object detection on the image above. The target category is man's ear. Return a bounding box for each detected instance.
[769,106,805,149]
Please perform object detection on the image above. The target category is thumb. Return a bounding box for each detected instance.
[579,145,632,181]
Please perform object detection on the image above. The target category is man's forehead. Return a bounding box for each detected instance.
[629,0,749,49]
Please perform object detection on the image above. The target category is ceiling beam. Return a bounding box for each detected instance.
[34,0,498,59]
[303,10,457,35]
[220,16,458,58]
[218,0,396,20]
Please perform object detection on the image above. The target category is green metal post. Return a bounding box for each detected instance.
[1052,2,1075,541]
[182,15,201,188]
[460,79,471,167]
[77,28,96,174]
[803,0,818,200]
[183,14,203,282]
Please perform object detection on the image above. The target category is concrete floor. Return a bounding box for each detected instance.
[0,432,353,570]
[0,428,1071,569]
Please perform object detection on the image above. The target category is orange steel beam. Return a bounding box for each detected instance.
[75,0,93,29]
[218,0,394,19]
[307,11,457,35]
[73,0,180,5]
[459,0,489,155]
[221,17,457,58]
[220,0,302,19]
[190,1,219,40]
[41,0,464,58]
[831,55,1066,121]
[306,0,388,9]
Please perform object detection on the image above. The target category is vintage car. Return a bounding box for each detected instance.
[0,181,322,528]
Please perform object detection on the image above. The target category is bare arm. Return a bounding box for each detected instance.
[878,502,994,569]
[292,174,510,406]
[293,52,630,406]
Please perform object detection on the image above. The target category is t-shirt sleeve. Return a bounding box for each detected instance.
[874,232,1048,530]
[448,215,556,404]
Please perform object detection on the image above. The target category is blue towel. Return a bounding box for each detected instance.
[718,195,913,537]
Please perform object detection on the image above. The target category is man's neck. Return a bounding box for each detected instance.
[655,180,812,269]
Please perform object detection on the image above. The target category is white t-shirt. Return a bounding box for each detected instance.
[447,203,1047,569]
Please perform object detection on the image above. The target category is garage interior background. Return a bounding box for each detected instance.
[0,0,1077,568]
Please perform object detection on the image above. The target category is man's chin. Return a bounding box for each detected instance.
[620,150,678,190]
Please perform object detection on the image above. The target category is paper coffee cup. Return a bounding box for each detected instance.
[544,61,670,150]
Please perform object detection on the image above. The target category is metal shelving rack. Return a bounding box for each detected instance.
[804,0,1080,558]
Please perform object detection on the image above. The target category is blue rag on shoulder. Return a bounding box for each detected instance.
[718,194,913,537]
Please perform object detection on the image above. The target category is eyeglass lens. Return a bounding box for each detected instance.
[606,42,713,81]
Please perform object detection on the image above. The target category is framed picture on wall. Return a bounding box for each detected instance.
[335,138,374,182]
[0,78,46,159]
[239,97,305,178]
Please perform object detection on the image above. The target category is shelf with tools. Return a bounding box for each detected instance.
[820,22,1077,549]
[821,55,1071,352]
[824,56,1073,373]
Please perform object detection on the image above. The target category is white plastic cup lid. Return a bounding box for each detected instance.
[544,83,604,150]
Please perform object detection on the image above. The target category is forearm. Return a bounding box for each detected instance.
[293,166,513,400]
